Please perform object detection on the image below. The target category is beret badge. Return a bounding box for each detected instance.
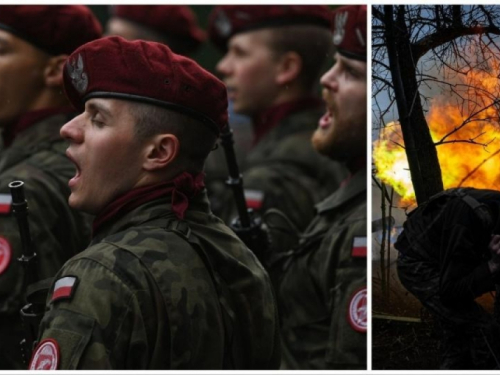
[67,54,88,95]
[215,10,232,38]
[333,11,348,46]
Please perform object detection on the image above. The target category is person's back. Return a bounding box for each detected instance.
[395,187,500,369]
[0,6,101,369]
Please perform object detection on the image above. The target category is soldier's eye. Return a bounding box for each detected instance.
[91,116,104,128]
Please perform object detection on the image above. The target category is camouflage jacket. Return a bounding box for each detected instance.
[35,191,280,370]
[275,167,367,369]
[212,106,347,234]
[0,112,91,369]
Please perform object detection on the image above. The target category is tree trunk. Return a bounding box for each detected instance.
[384,5,444,204]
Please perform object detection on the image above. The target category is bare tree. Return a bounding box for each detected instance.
[373,5,500,205]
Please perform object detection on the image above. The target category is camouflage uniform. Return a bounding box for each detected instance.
[0,111,92,369]
[36,191,280,369]
[215,105,347,234]
[274,168,367,369]
[395,188,500,369]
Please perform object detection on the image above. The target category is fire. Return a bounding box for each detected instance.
[374,54,500,206]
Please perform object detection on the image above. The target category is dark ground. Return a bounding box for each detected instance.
[372,260,496,370]
[372,317,441,370]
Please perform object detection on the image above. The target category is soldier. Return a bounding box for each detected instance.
[106,5,205,56]
[31,36,280,370]
[207,5,348,235]
[395,187,500,369]
[272,5,367,369]
[0,6,101,369]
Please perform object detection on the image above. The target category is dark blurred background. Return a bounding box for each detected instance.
[88,5,222,74]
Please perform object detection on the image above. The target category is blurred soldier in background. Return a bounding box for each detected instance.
[106,5,206,56]
[0,5,101,369]
[207,5,348,237]
[272,5,367,369]
[31,37,280,370]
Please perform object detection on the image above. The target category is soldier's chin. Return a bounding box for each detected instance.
[312,130,343,160]
[68,194,92,214]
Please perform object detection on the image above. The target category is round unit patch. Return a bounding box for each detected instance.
[0,236,12,275]
[347,287,367,333]
[29,339,60,370]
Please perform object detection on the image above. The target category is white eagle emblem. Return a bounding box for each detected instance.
[67,54,88,94]
[333,11,349,46]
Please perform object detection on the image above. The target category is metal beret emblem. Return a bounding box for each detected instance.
[215,9,231,37]
[333,11,349,46]
[67,54,88,94]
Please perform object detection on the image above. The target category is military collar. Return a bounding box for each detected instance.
[252,96,323,145]
[316,166,366,213]
[90,190,212,244]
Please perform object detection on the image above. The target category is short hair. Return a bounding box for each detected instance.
[127,101,218,174]
[266,24,334,92]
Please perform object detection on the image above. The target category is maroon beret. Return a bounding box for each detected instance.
[111,5,206,46]
[332,5,367,61]
[63,36,227,135]
[208,5,332,51]
[0,5,102,56]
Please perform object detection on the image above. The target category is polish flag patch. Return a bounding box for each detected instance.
[347,287,367,333]
[351,236,367,257]
[244,189,264,210]
[51,276,78,302]
[0,194,12,214]
[0,236,12,275]
[29,338,60,370]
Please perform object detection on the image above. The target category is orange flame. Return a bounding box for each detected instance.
[374,52,500,206]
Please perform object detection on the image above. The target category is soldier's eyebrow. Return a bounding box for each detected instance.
[0,36,8,48]
[86,101,112,118]
[338,54,365,76]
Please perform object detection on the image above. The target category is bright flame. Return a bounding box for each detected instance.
[374,49,500,206]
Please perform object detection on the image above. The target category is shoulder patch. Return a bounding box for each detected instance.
[347,287,367,333]
[351,236,367,257]
[244,189,265,210]
[51,276,78,303]
[29,338,60,370]
[0,194,12,214]
[0,236,12,275]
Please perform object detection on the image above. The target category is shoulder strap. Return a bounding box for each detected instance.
[447,188,493,230]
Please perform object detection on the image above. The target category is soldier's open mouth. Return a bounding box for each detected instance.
[65,150,81,187]
[319,110,332,129]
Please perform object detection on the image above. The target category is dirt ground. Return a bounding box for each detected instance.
[372,260,496,370]
[372,261,441,369]
[372,317,441,370]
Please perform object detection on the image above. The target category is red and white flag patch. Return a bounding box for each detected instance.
[351,236,367,257]
[0,236,12,275]
[29,338,60,370]
[51,276,78,302]
[244,189,264,210]
[347,287,367,333]
[0,194,12,214]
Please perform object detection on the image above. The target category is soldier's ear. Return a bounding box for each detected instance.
[142,134,180,171]
[275,51,302,86]
[44,54,67,88]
